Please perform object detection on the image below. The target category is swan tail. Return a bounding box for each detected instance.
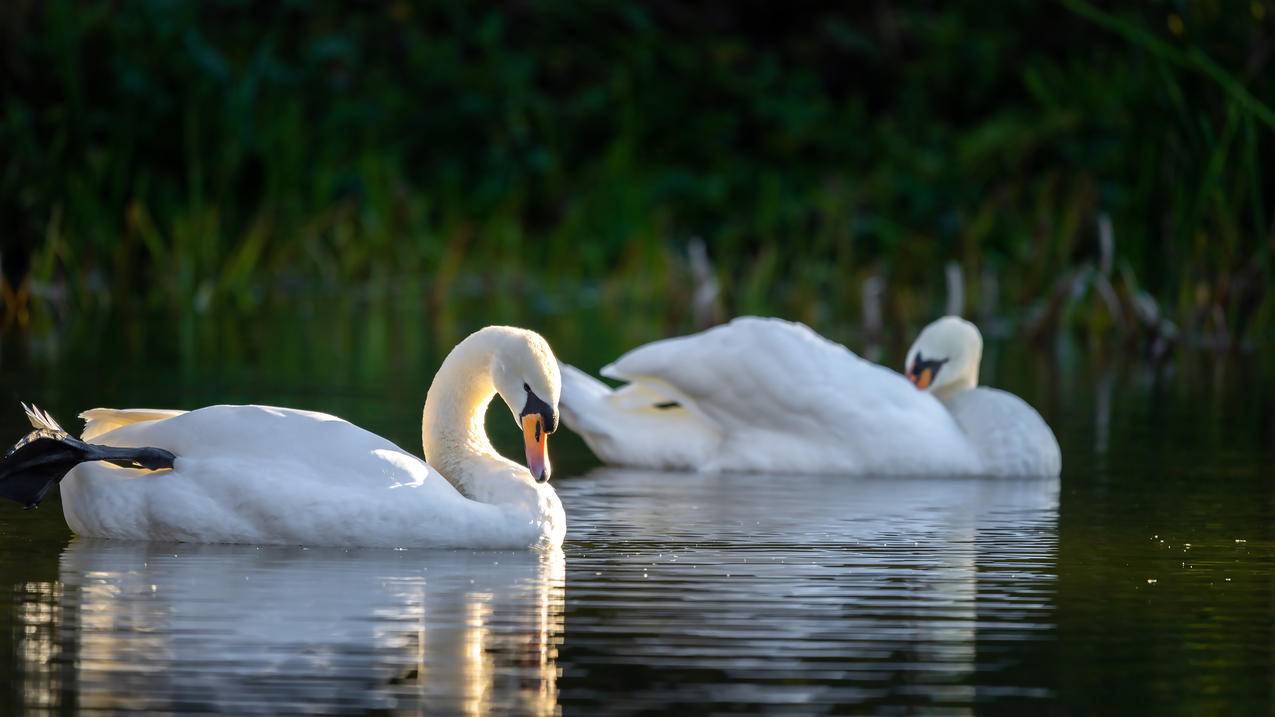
[79,408,185,441]
[23,402,65,432]
[0,405,176,509]
[559,365,719,470]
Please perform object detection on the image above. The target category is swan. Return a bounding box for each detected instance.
[0,326,566,549]
[559,316,1060,477]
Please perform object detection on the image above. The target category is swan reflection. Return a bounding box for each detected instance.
[568,467,1060,541]
[562,468,1060,709]
[49,541,564,715]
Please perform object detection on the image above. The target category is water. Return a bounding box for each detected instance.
[560,470,1060,714]
[0,308,1272,715]
[14,543,563,715]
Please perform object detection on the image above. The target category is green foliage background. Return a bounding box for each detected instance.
[2,1,1272,343]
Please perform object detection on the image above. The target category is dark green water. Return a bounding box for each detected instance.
[0,305,1271,715]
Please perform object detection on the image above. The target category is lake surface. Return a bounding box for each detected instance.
[0,307,1271,715]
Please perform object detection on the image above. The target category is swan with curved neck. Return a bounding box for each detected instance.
[559,315,1060,477]
[0,326,567,549]
[424,326,561,497]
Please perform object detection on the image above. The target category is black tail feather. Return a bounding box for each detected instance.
[0,431,176,509]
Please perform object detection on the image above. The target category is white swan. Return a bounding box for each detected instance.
[0,326,567,549]
[559,316,1059,477]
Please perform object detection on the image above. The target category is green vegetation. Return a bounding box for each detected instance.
[2,1,1272,347]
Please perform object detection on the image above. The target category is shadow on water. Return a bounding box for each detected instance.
[15,541,564,715]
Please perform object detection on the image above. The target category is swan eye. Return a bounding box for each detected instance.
[523,382,531,392]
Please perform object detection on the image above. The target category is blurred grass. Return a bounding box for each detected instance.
[1,1,1272,348]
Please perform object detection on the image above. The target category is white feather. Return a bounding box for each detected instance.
[22,403,65,433]
[560,316,1061,477]
[55,327,567,549]
[563,317,983,475]
[79,408,187,441]
[944,388,1061,477]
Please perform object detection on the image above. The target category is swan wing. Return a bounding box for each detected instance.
[601,318,843,427]
[944,388,1061,477]
[80,408,188,441]
[559,364,721,470]
[598,317,979,474]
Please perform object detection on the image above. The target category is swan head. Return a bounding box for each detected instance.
[491,328,562,482]
[904,316,982,401]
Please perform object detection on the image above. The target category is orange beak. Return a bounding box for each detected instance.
[522,414,551,482]
[908,366,933,390]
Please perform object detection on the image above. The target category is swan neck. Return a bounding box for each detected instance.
[936,363,979,402]
[422,331,501,491]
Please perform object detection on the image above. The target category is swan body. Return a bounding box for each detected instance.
[49,326,566,549]
[944,388,1060,477]
[560,316,1060,477]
